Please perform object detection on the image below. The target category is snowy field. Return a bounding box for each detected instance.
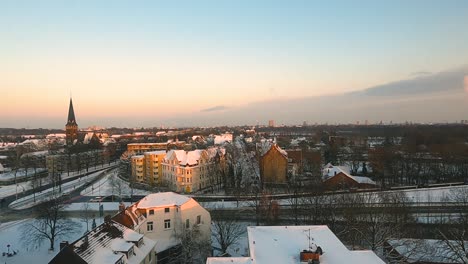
[9,170,109,210]
[0,168,46,181]
[0,162,118,200]
[80,172,151,197]
[63,202,132,212]
[0,218,105,264]
[200,184,468,210]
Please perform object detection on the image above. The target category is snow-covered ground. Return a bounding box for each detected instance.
[9,170,112,210]
[401,185,467,203]
[0,168,46,181]
[63,202,132,212]
[0,218,105,264]
[200,184,468,210]
[0,162,118,200]
[80,172,151,197]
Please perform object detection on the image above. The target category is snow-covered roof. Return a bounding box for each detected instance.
[144,150,167,155]
[350,176,376,185]
[46,133,66,139]
[92,247,123,264]
[207,226,384,264]
[83,132,95,144]
[206,257,252,264]
[322,165,351,178]
[50,220,156,264]
[131,155,145,159]
[165,149,204,166]
[136,192,191,209]
[111,238,134,252]
[247,225,384,264]
[215,133,233,145]
[123,229,144,242]
[323,165,376,185]
[21,150,49,158]
[261,144,287,158]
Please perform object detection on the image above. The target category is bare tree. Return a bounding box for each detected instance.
[21,196,80,251]
[436,188,468,263]
[109,173,124,197]
[169,225,211,264]
[80,202,93,233]
[212,213,246,256]
[342,191,412,253]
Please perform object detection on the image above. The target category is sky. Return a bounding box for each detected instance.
[1,0,468,128]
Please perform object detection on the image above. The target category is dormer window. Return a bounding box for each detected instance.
[165,207,170,213]
[128,247,134,258]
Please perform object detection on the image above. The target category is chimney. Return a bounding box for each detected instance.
[119,201,125,212]
[60,241,69,250]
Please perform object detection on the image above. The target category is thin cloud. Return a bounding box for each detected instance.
[410,71,432,77]
[201,105,229,112]
[362,66,468,96]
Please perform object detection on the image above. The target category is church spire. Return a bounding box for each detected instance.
[66,97,79,145]
[67,97,77,126]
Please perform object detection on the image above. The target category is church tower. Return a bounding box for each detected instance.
[65,98,79,145]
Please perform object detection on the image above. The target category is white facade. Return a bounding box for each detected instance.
[121,192,212,255]
[162,148,225,193]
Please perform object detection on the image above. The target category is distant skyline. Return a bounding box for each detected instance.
[2,1,468,128]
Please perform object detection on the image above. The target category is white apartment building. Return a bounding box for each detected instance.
[113,192,211,263]
[162,148,225,193]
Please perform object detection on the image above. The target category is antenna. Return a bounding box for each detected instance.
[304,228,314,250]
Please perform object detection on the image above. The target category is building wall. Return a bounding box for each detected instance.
[161,150,223,193]
[144,152,165,186]
[65,124,78,145]
[260,146,288,184]
[127,143,167,155]
[324,172,359,190]
[135,200,211,252]
[131,156,145,183]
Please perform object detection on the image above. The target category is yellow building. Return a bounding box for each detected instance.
[260,144,288,185]
[144,150,166,186]
[127,143,167,155]
[127,141,187,155]
[131,155,145,182]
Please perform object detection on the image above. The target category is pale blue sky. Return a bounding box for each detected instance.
[1,1,468,127]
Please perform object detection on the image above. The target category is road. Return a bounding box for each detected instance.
[0,167,115,222]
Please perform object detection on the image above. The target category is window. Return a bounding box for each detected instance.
[147,221,153,231]
[164,219,171,229]
[185,219,190,229]
[149,209,154,215]
[165,207,170,213]
[196,215,201,225]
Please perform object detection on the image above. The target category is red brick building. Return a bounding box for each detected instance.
[323,169,377,190]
